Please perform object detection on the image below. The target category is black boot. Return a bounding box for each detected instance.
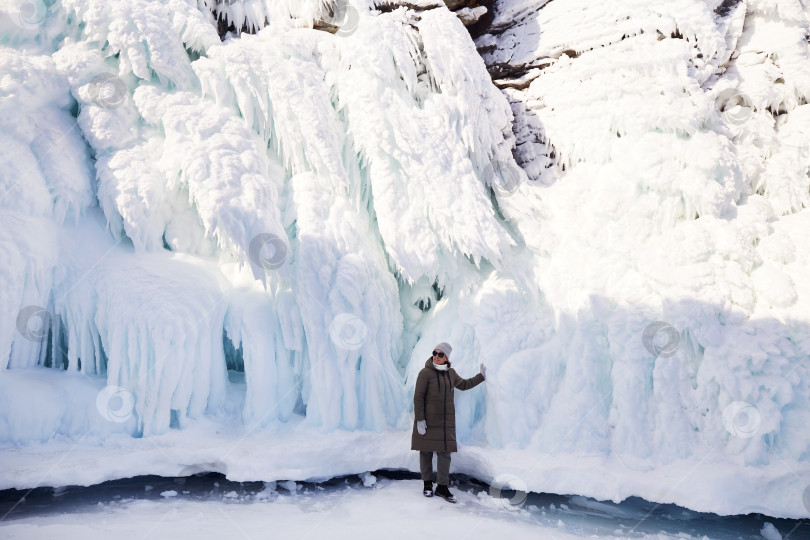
[423,480,434,497]
[434,484,456,503]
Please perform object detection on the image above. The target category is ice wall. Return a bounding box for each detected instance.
[0,0,520,438]
[0,0,809,518]
[471,0,810,514]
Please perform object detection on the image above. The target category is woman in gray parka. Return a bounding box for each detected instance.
[411,341,486,502]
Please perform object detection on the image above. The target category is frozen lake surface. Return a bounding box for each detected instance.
[0,472,806,539]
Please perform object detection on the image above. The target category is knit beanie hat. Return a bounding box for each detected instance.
[434,342,452,359]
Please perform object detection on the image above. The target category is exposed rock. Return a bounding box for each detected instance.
[373,0,442,12]
[313,20,340,34]
[370,0,496,38]
[443,0,468,9]
[456,6,487,26]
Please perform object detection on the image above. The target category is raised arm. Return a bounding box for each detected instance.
[413,370,428,421]
[449,368,485,391]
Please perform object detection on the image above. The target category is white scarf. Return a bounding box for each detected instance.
[432,362,448,371]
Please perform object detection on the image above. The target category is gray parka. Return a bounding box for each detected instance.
[411,357,485,452]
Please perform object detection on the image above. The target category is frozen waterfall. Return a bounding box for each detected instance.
[0,0,809,520]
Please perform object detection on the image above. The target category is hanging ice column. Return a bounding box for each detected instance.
[0,0,530,436]
[191,2,526,430]
[191,15,409,431]
[0,0,300,436]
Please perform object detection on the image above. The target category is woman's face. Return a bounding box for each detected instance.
[432,350,447,365]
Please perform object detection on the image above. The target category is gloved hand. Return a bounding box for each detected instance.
[480,363,487,380]
[417,420,427,435]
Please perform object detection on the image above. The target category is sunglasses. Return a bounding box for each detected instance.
[432,350,445,358]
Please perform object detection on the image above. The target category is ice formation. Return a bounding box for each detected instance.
[0,0,809,519]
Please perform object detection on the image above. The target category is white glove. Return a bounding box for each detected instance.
[417,420,427,435]
[480,363,487,380]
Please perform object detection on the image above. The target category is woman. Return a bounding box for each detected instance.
[411,341,486,503]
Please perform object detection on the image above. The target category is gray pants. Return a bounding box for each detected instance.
[420,450,451,485]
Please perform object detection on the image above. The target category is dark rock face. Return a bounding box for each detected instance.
[714,0,742,18]
[204,1,501,40]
